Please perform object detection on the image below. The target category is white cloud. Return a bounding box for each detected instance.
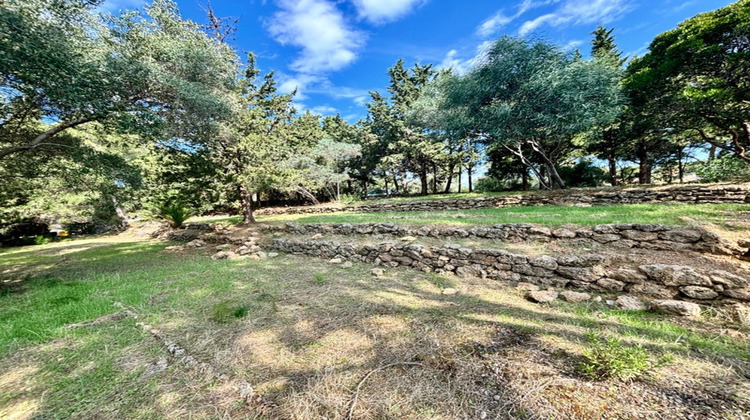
[351,0,425,24]
[562,39,584,51]
[518,0,635,36]
[277,74,323,100]
[477,12,513,38]
[437,49,471,74]
[311,105,339,115]
[353,96,369,106]
[267,0,365,74]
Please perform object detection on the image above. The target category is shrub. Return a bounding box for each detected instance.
[696,156,750,182]
[211,300,250,323]
[580,333,672,381]
[158,200,194,229]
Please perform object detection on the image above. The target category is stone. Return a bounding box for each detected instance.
[267,252,279,258]
[620,230,659,241]
[442,288,458,295]
[729,304,750,326]
[328,258,343,264]
[709,270,749,289]
[526,290,558,303]
[211,251,237,260]
[596,278,626,292]
[658,229,703,243]
[311,233,323,240]
[530,255,558,271]
[552,228,577,238]
[615,295,648,311]
[627,283,677,299]
[342,261,353,268]
[400,236,417,242]
[371,268,385,277]
[186,239,205,248]
[722,288,750,301]
[215,243,232,250]
[557,254,604,267]
[638,265,711,286]
[592,233,621,243]
[559,291,591,303]
[456,265,484,278]
[737,238,750,248]
[256,251,268,259]
[555,267,601,282]
[608,268,647,284]
[513,264,554,277]
[651,300,701,317]
[679,285,719,300]
[516,282,540,292]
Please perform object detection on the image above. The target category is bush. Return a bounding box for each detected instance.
[580,333,672,381]
[211,300,250,323]
[558,159,608,188]
[474,177,525,192]
[696,156,750,182]
[158,200,194,229]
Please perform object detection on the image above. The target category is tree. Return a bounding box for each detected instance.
[0,0,238,162]
[447,36,623,189]
[625,0,750,163]
[586,26,627,186]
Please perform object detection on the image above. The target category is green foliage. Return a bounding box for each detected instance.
[696,156,750,182]
[34,235,51,245]
[580,333,672,381]
[474,177,523,193]
[157,201,193,229]
[557,159,609,188]
[313,273,326,284]
[211,300,250,323]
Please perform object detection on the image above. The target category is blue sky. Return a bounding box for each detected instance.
[101,0,736,122]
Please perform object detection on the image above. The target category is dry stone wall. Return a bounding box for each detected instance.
[256,183,750,216]
[264,222,738,255]
[271,238,750,306]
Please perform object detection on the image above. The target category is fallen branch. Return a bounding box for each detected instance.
[346,362,423,420]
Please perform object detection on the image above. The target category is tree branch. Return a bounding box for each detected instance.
[0,117,93,161]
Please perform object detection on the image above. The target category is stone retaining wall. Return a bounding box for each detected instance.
[265,222,738,255]
[256,184,750,216]
[271,238,750,306]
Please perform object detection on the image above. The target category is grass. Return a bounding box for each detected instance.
[1,235,749,419]
[258,202,750,229]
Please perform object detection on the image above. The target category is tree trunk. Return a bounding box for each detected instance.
[522,169,529,191]
[238,184,256,224]
[362,179,368,198]
[432,162,438,194]
[392,173,399,194]
[458,168,462,193]
[548,163,567,189]
[678,150,684,184]
[608,156,618,186]
[384,177,389,197]
[467,164,473,193]
[444,163,455,193]
[419,166,428,196]
[637,145,651,184]
[297,185,320,205]
[111,195,129,230]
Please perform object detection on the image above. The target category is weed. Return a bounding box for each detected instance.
[34,235,51,245]
[211,300,250,323]
[580,332,672,381]
[313,273,326,284]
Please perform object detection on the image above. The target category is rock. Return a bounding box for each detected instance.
[615,295,648,311]
[215,243,232,250]
[456,264,485,278]
[627,283,677,299]
[342,261,353,268]
[328,258,343,264]
[442,288,458,295]
[658,229,703,243]
[560,291,591,303]
[555,267,601,282]
[211,251,237,260]
[620,230,659,241]
[709,270,749,289]
[371,268,385,277]
[552,228,577,238]
[400,236,417,242]
[530,255,558,271]
[737,238,750,248]
[608,268,647,284]
[267,252,279,258]
[185,239,205,248]
[516,282,540,292]
[723,288,750,301]
[679,285,719,300]
[638,265,711,286]
[596,278,626,292]
[311,233,323,240]
[557,254,604,267]
[652,300,701,317]
[526,290,558,303]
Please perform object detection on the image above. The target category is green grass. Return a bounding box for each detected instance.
[258,203,749,228]
[1,236,748,418]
